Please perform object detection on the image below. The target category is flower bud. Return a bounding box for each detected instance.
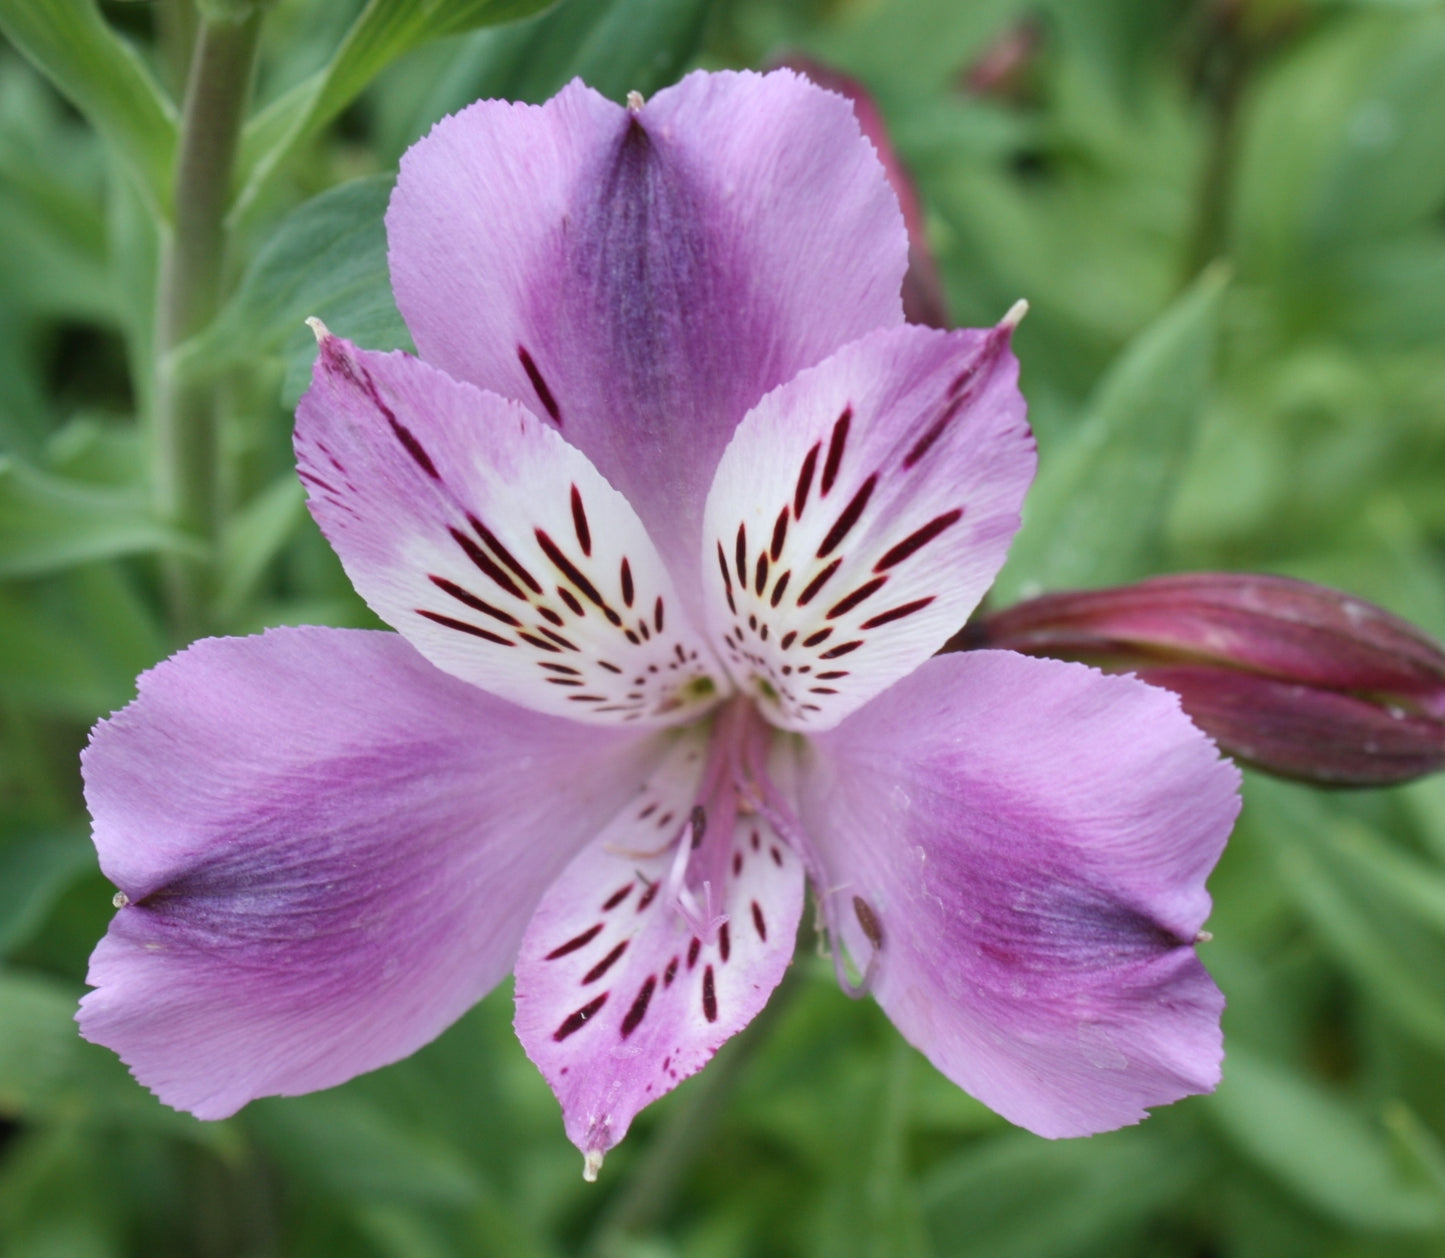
[964,574,1445,785]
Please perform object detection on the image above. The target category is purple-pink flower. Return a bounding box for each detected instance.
[78,70,1241,1177]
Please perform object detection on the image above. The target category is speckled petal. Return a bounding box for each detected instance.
[296,333,728,727]
[702,322,1034,731]
[78,628,667,1119]
[786,650,1241,1138]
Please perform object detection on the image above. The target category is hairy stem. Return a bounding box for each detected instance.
[152,8,262,638]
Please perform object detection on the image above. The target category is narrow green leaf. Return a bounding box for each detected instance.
[991,263,1228,603]
[0,0,176,213]
[921,1124,1207,1258]
[217,473,307,619]
[0,830,92,956]
[247,1092,483,1209]
[233,0,558,222]
[1207,1046,1444,1232]
[189,174,409,399]
[0,458,201,577]
[1251,777,1445,1051]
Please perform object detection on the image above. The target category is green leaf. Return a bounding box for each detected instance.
[187,174,411,403]
[217,473,307,620]
[0,458,202,577]
[0,0,176,214]
[0,829,92,956]
[1250,776,1445,1051]
[1206,1045,1445,1232]
[921,1124,1208,1258]
[991,263,1228,602]
[233,0,559,222]
[247,1092,483,1209]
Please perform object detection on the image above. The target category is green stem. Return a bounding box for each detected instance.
[152,8,262,639]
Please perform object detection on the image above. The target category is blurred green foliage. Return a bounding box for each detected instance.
[2,0,1445,1254]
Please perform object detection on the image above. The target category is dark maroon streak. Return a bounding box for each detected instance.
[620,976,657,1038]
[770,846,783,867]
[874,509,963,571]
[654,597,665,632]
[751,901,767,941]
[903,394,969,470]
[687,937,701,969]
[732,852,743,876]
[387,416,440,480]
[567,694,606,703]
[794,443,821,518]
[821,407,852,496]
[771,572,792,607]
[428,575,522,625]
[816,669,849,679]
[819,640,864,659]
[546,677,584,687]
[817,474,878,559]
[603,884,634,911]
[780,630,797,650]
[554,993,608,1041]
[663,957,679,986]
[546,922,603,960]
[826,577,887,620]
[854,895,884,948]
[797,559,843,607]
[536,529,607,605]
[755,553,770,596]
[597,660,623,674]
[517,345,561,424]
[718,922,731,963]
[802,627,833,648]
[570,485,592,556]
[517,632,562,653]
[583,940,630,984]
[538,606,565,626]
[735,523,748,586]
[469,515,543,594]
[557,587,585,616]
[860,597,935,630]
[689,805,707,849]
[449,527,526,599]
[636,880,659,912]
[540,661,580,675]
[538,626,580,651]
[702,966,718,1022]
[810,686,839,694]
[416,609,514,647]
[297,469,340,495]
[620,557,635,607]
[717,542,737,613]
[770,507,790,561]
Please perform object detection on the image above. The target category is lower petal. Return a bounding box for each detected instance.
[788,651,1241,1138]
[79,627,665,1119]
[513,727,804,1174]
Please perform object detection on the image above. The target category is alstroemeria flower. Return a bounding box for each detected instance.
[79,70,1241,1176]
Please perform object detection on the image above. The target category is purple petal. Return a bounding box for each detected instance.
[701,322,1034,730]
[386,70,908,601]
[79,627,668,1119]
[788,651,1241,1138]
[296,332,728,727]
[513,729,803,1173]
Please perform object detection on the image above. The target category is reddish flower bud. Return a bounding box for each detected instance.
[964,574,1445,786]
[778,56,950,329]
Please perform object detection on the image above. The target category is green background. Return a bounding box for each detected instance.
[3,0,1445,1254]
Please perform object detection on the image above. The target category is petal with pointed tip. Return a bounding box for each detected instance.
[786,651,1240,1137]
[79,628,667,1119]
[701,323,1034,730]
[296,335,728,726]
[386,70,908,600]
[514,730,803,1163]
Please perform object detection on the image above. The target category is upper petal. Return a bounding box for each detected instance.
[787,651,1241,1138]
[79,627,668,1119]
[701,322,1035,731]
[386,70,908,598]
[296,333,728,726]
